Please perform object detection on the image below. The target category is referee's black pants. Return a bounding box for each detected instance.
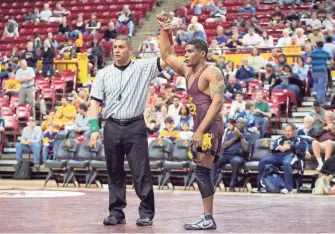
[103,116,155,219]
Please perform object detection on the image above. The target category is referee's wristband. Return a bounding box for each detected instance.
[90,119,100,133]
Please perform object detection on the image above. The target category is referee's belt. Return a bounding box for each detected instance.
[108,115,143,126]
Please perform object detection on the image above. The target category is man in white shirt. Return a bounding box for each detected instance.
[229,91,246,119]
[168,95,183,123]
[242,27,261,47]
[40,3,53,22]
[306,12,322,28]
[143,42,160,58]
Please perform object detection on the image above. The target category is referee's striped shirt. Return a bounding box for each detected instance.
[90,58,162,119]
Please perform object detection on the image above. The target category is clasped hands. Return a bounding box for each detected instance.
[156,11,172,31]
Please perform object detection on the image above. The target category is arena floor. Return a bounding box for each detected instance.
[0,180,334,233]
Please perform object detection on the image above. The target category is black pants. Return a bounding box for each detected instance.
[104,117,155,219]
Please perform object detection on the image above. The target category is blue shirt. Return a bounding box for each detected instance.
[215,34,228,45]
[271,135,306,158]
[222,131,253,156]
[236,66,255,81]
[192,30,207,41]
[237,111,255,128]
[224,82,243,99]
[309,48,332,72]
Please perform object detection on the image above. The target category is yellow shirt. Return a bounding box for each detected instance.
[75,34,83,48]
[159,127,181,143]
[191,0,214,7]
[41,118,63,132]
[283,42,302,55]
[56,104,77,123]
[5,79,20,91]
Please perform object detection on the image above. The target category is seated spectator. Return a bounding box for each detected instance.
[67,104,90,139]
[168,95,183,123]
[40,3,53,22]
[216,54,226,70]
[138,43,148,58]
[154,67,174,85]
[283,35,302,55]
[41,39,55,77]
[24,7,40,23]
[91,36,104,69]
[300,43,313,63]
[229,91,246,119]
[22,42,38,70]
[175,27,191,45]
[103,22,118,42]
[42,124,58,162]
[316,3,327,22]
[238,101,260,142]
[33,34,43,50]
[295,28,307,46]
[190,0,216,15]
[206,50,217,64]
[0,62,11,84]
[41,111,61,132]
[143,42,160,58]
[147,85,157,108]
[261,64,277,91]
[55,97,77,125]
[297,116,315,158]
[292,57,309,81]
[116,5,134,37]
[69,14,86,38]
[213,118,252,191]
[86,13,101,35]
[224,74,243,100]
[58,17,70,36]
[275,54,288,73]
[3,16,19,38]
[144,108,159,135]
[59,39,74,55]
[226,33,243,50]
[267,48,279,66]
[246,16,262,35]
[5,72,20,97]
[322,13,335,30]
[254,124,306,194]
[308,27,325,47]
[306,12,322,28]
[176,105,194,130]
[209,40,222,55]
[312,111,335,171]
[276,28,291,48]
[260,31,274,48]
[254,90,271,137]
[163,84,175,106]
[205,1,227,23]
[215,26,228,47]
[286,8,300,24]
[309,101,326,130]
[180,122,193,140]
[223,61,237,78]
[72,89,89,110]
[233,14,246,29]
[75,33,83,52]
[50,3,70,22]
[158,104,169,132]
[187,16,205,34]
[158,117,181,143]
[236,57,255,83]
[16,118,43,168]
[248,48,265,72]
[242,27,262,47]
[190,25,207,41]
[169,11,182,29]
[270,5,286,26]
[246,0,259,8]
[238,3,256,14]
[324,36,335,58]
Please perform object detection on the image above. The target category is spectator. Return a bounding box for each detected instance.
[154,67,174,85]
[41,39,55,77]
[283,35,302,55]
[205,1,227,23]
[300,43,313,63]
[247,0,259,8]
[254,124,306,194]
[143,42,160,58]
[215,26,228,46]
[260,64,277,91]
[56,97,77,125]
[270,5,286,26]
[168,95,183,122]
[86,13,101,35]
[0,62,11,83]
[168,11,182,29]
[50,3,70,22]
[58,17,70,36]
[324,27,335,42]
[42,124,58,163]
[286,8,301,24]
[209,40,222,55]
[267,48,279,66]
[229,91,246,119]
[144,108,159,135]
[75,33,83,52]
[175,27,191,45]
[242,27,262,47]
[72,89,89,110]
[68,103,90,139]
[16,60,36,118]
[312,111,335,171]
[297,116,315,158]
[176,105,194,130]
[138,43,148,58]
[316,3,327,22]
[308,41,334,104]
[5,72,20,97]
[33,34,43,50]
[254,90,271,138]
[213,118,252,191]
[233,14,246,29]
[190,0,216,15]
[308,27,325,46]
[59,39,74,55]
[292,57,309,81]
[275,54,288,72]
[23,7,40,23]
[41,111,62,132]
[180,122,193,140]
[22,42,38,70]
[247,16,262,35]
[238,3,256,14]
[322,13,335,30]
[40,3,53,22]
[224,74,243,100]
[117,5,134,37]
[226,33,243,50]
[69,14,86,38]
[147,85,157,108]
[223,61,236,79]
[158,117,181,143]
[187,16,205,34]
[206,50,217,64]
[91,36,104,69]
[309,101,326,130]
[276,28,291,48]
[103,22,118,42]
[295,28,307,46]
[3,16,19,38]
[158,104,169,132]
[16,118,43,168]
[260,31,274,48]
[324,36,335,58]
[306,12,322,28]
[236,57,255,83]
[47,32,58,50]
[238,101,260,142]
[190,25,207,41]
[216,54,226,70]
[248,48,265,72]
[163,84,174,106]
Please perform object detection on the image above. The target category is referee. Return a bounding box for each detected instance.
[89,35,167,226]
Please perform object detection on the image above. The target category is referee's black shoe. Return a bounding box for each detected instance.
[136,217,153,226]
[103,215,126,225]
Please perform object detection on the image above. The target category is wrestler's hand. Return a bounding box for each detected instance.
[192,130,204,148]
[89,132,100,148]
[156,11,169,27]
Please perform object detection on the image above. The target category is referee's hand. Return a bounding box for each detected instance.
[89,132,100,148]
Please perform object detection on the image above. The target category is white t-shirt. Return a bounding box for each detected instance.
[40,10,53,21]
[242,33,261,46]
[306,19,322,28]
[229,100,246,119]
[276,36,291,48]
[180,131,193,140]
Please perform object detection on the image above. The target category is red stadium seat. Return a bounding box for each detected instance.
[52,78,67,97]
[101,41,113,58]
[40,87,56,110]
[61,70,76,84]
[16,104,32,120]
[0,103,14,116]
[10,96,20,109]
[3,115,19,142]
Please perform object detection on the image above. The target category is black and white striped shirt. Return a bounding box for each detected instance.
[90,58,162,119]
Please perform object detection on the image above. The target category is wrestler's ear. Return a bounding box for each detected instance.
[200,51,206,58]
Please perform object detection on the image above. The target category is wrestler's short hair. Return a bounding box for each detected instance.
[186,38,208,56]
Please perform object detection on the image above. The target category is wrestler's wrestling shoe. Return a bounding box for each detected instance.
[183,213,217,230]
[103,216,126,225]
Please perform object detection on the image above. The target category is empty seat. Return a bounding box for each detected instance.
[88,145,106,187]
